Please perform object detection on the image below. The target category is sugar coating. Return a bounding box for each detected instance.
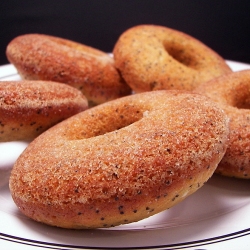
[6,34,131,106]
[113,25,231,93]
[195,70,250,178]
[0,80,88,141]
[9,90,229,228]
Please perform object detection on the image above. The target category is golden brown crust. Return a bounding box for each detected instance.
[195,70,250,179]
[0,80,88,141]
[6,34,131,106]
[9,90,229,229]
[113,25,232,93]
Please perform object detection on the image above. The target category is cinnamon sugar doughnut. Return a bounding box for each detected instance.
[195,70,250,179]
[10,90,229,229]
[113,25,231,93]
[6,34,131,106]
[0,80,88,142]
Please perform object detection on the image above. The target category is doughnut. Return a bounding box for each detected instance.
[0,80,88,142]
[195,70,250,179]
[9,90,229,229]
[113,25,232,93]
[6,34,131,106]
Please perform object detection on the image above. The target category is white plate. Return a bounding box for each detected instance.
[0,62,250,250]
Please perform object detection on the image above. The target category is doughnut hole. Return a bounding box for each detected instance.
[228,81,250,109]
[63,102,145,140]
[163,40,200,69]
[196,70,250,109]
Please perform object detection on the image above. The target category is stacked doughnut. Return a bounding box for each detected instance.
[5,24,248,229]
[0,80,88,142]
[6,34,131,106]
[195,70,250,179]
[9,90,229,229]
[113,25,231,92]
